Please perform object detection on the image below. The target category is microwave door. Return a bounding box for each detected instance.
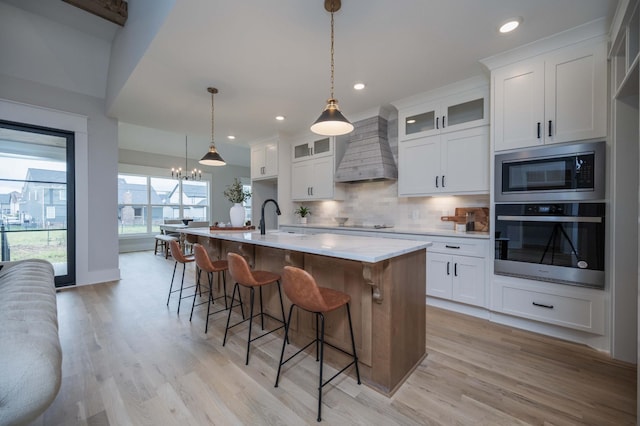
[502,157,574,193]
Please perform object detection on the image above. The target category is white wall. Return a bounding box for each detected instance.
[0,2,111,99]
[0,81,120,285]
[106,0,176,112]
[0,4,120,285]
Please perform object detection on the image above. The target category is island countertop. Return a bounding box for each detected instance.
[181,229,431,263]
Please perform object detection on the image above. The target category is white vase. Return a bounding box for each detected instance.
[300,217,307,224]
[229,203,245,227]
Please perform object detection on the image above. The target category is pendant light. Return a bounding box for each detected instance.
[199,87,226,166]
[310,0,354,136]
[171,135,201,180]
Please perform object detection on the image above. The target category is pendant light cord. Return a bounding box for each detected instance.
[330,1,335,100]
[210,90,215,147]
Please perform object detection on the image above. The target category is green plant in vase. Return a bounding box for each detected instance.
[224,178,251,227]
[294,205,311,224]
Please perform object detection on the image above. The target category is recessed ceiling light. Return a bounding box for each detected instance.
[275,115,285,121]
[353,82,366,90]
[499,18,521,34]
[227,135,236,140]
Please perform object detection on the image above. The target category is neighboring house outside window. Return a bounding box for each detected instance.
[118,173,210,235]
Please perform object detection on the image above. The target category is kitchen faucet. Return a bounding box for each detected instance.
[259,198,281,235]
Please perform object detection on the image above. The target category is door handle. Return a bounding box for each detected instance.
[454,263,457,277]
[442,115,446,128]
[442,175,445,187]
[436,116,439,129]
[446,261,450,275]
[537,122,541,139]
[435,176,439,188]
[548,120,552,137]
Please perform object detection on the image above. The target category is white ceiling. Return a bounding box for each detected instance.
[4,0,618,167]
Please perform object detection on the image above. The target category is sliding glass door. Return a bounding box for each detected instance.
[0,120,75,287]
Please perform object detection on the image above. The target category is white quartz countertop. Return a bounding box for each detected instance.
[181,229,431,263]
[279,223,490,239]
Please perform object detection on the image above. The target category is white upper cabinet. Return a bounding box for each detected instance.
[250,139,278,180]
[398,124,489,197]
[290,136,344,201]
[398,86,488,141]
[492,38,607,151]
[291,137,333,162]
[394,77,490,197]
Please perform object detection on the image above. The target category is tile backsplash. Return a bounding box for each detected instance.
[290,179,490,231]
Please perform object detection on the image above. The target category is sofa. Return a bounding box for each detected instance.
[0,259,62,426]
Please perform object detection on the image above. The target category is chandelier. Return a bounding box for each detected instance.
[310,0,354,136]
[171,135,201,180]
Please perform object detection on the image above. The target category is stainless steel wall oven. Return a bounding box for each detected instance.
[494,203,605,288]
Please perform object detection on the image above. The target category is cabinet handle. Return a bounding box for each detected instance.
[310,187,313,196]
[446,261,450,275]
[442,115,446,128]
[532,302,554,309]
[445,245,460,249]
[454,263,457,277]
[537,122,541,139]
[435,176,439,188]
[548,120,552,137]
[436,116,439,129]
[442,175,445,187]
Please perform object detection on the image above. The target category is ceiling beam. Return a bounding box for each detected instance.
[62,0,127,26]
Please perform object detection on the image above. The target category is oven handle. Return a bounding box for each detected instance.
[497,215,603,223]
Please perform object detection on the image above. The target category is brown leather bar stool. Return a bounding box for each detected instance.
[190,243,230,333]
[167,240,195,314]
[275,266,361,422]
[224,252,287,365]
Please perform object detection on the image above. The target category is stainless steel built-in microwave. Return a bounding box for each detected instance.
[495,141,605,202]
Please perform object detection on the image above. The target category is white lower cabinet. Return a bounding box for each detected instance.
[426,238,487,307]
[491,277,605,334]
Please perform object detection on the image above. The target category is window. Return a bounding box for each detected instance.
[118,173,209,235]
[242,183,252,223]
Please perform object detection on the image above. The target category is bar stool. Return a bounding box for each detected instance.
[274,266,361,422]
[167,240,195,314]
[223,252,287,365]
[190,243,230,333]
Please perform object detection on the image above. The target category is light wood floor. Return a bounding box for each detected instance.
[30,251,636,425]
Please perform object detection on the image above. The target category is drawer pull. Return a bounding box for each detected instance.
[445,245,460,249]
[532,302,554,309]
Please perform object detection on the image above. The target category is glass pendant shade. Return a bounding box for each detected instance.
[311,98,354,136]
[199,145,226,166]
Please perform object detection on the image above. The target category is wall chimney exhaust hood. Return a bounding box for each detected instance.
[334,115,397,183]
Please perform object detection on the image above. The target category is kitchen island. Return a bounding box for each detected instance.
[182,228,431,396]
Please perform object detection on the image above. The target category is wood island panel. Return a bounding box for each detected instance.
[199,235,426,396]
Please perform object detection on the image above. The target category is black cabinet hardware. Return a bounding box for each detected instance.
[454,263,457,277]
[445,245,460,249]
[446,261,450,275]
[442,175,446,187]
[436,116,439,129]
[435,176,439,188]
[548,120,552,137]
[532,302,554,309]
[442,116,446,128]
[537,122,541,139]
